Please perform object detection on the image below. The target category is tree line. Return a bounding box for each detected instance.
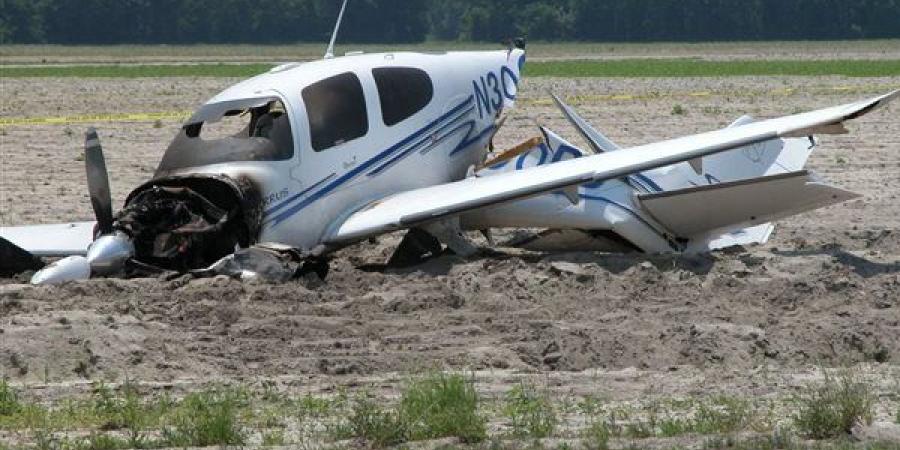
[2,0,899,45]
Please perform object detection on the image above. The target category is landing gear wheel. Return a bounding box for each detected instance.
[388,227,443,268]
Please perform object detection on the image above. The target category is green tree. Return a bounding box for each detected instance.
[1,0,899,44]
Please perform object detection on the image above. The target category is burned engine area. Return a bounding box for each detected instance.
[114,175,263,273]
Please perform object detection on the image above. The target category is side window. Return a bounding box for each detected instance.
[302,72,369,152]
[372,67,434,127]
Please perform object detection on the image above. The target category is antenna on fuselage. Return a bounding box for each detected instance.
[324,0,349,59]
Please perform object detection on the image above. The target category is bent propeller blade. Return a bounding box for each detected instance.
[84,128,114,235]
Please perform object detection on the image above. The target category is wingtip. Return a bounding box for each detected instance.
[867,88,900,109]
[882,88,900,103]
[841,88,900,121]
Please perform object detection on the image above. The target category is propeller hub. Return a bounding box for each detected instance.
[86,232,134,276]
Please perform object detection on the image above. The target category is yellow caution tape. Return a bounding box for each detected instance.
[0,111,190,126]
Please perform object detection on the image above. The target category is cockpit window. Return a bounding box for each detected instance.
[373,67,434,126]
[302,72,369,152]
[156,97,294,174]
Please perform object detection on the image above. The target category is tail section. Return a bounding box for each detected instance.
[548,96,857,251]
[470,95,863,254]
[699,115,817,182]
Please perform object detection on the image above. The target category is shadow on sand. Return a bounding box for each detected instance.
[772,246,900,278]
[359,247,722,277]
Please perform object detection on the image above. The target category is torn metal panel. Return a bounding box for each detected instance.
[193,247,300,283]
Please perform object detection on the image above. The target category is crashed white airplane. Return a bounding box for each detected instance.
[0,1,897,283]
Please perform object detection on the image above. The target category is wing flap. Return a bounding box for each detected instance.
[0,222,96,257]
[638,171,858,237]
[327,90,896,244]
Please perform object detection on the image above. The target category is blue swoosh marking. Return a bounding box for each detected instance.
[633,173,663,192]
[368,104,476,176]
[268,96,476,226]
[449,123,495,156]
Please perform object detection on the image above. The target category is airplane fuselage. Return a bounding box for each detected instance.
[155,49,525,252]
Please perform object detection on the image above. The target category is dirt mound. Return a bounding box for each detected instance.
[2,239,898,383]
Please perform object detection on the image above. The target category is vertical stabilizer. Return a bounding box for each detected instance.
[550,92,620,154]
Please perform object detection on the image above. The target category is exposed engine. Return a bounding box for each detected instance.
[116,175,262,272]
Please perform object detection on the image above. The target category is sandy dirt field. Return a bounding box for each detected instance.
[1,62,900,448]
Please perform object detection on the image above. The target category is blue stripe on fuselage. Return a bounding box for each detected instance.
[267,96,477,226]
[367,104,476,176]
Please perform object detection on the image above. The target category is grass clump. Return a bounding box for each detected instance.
[88,381,170,448]
[503,382,558,439]
[161,388,247,447]
[702,428,796,450]
[579,396,610,450]
[402,372,486,443]
[525,58,900,78]
[615,396,751,439]
[691,396,751,435]
[348,372,487,447]
[794,371,875,439]
[582,421,611,450]
[348,395,407,447]
[0,380,22,416]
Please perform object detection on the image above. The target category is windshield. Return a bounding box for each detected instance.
[156,97,294,175]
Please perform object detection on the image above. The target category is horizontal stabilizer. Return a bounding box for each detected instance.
[638,171,858,237]
[0,222,96,257]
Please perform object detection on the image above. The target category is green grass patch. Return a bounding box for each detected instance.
[1,371,894,449]
[402,372,487,443]
[347,372,487,447]
[0,380,22,416]
[610,395,753,439]
[524,59,900,78]
[161,388,247,447]
[0,382,245,449]
[703,429,797,450]
[502,382,558,439]
[3,58,900,78]
[3,41,899,64]
[0,63,273,78]
[794,371,876,439]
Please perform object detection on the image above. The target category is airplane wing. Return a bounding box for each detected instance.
[0,222,96,256]
[327,90,898,244]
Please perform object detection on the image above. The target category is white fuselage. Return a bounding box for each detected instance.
[159,49,525,251]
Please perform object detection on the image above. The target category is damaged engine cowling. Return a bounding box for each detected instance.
[114,175,262,272]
